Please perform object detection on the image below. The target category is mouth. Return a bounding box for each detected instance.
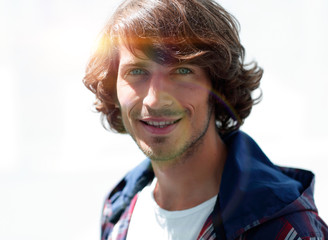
[141,119,180,128]
[139,118,181,135]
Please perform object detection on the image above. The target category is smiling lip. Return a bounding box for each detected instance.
[140,118,181,135]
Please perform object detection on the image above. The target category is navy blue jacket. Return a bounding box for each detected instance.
[101,131,328,239]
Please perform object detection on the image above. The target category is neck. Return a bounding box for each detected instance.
[151,121,227,211]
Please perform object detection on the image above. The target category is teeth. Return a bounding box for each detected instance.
[146,120,176,128]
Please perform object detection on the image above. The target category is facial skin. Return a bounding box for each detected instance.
[116,45,214,163]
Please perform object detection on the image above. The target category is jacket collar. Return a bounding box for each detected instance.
[107,130,317,239]
[219,131,316,239]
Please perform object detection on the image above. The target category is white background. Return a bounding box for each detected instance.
[1,0,327,239]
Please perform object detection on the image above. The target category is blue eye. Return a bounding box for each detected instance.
[129,69,146,75]
[176,68,192,74]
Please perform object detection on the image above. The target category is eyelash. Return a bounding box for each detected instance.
[174,67,192,75]
[126,67,193,77]
[128,69,147,75]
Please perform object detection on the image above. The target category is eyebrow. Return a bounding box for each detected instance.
[119,62,149,69]
[119,59,201,72]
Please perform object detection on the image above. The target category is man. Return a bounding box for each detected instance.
[83,0,328,239]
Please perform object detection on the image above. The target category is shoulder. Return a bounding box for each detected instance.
[242,210,328,240]
[101,159,154,240]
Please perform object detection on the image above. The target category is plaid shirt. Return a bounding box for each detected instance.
[101,131,328,240]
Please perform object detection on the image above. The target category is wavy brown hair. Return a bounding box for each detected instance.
[83,0,263,134]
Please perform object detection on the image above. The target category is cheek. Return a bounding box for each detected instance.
[178,80,211,96]
[116,80,128,105]
[116,84,141,117]
[179,84,210,105]
[117,80,132,103]
[179,91,211,121]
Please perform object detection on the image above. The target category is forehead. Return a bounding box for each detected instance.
[118,44,143,65]
[116,36,183,66]
[117,44,194,70]
[117,44,178,73]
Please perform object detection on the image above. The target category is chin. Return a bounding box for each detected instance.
[140,144,177,162]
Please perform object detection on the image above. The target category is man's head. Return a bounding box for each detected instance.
[84,0,263,135]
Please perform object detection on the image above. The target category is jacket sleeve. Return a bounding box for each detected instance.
[241,210,328,240]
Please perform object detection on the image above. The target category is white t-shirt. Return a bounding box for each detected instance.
[126,178,217,240]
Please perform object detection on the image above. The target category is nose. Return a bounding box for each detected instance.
[143,74,174,109]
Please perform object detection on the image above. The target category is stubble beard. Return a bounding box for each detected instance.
[134,105,214,163]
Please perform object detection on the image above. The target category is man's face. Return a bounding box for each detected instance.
[116,45,214,161]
